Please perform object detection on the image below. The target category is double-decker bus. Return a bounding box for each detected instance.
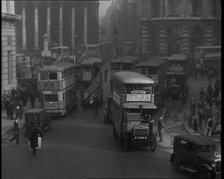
[110,71,157,151]
[203,53,221,77]
[135,59,167,109]
[78,57,103,106]
[110,56,138,75]
[37,63,77,117]
[166,54,189,102]
[194,45,221,68]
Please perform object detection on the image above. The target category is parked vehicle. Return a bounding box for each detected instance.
[24,109,52,137]
[110,71,157,151]
[170,135,221,179]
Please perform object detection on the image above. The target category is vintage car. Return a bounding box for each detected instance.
[24,109,52,137]
[170,135,221,179]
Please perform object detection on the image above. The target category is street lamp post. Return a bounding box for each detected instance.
[113,28,118,58]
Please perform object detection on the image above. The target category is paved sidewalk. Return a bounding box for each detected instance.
[2,101,42,136]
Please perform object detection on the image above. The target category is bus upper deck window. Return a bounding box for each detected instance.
[49,72,57,80]
[141,69,147,75]
[122,64,131,70]
[41,72,48,80]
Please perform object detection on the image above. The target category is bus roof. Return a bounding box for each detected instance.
[204,53,221,58]
[25,108,45,114]
[168,54,188,61]
[112,71,154,84]
[51,46,69,50]
[195,45,221,49]
[135,59,166,67]
[38,63,76,72]
[175,134,216,146]
[80,57,103,65]
[122,102,157,109]
[111,56,138,64]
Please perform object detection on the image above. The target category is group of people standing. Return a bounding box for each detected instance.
[2,84,41,120]
[189,82,220,136]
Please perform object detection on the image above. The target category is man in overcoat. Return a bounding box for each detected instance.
[29,127,41,155]
[9,118,19,144]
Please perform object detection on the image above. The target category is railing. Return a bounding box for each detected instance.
[83,70,102,104]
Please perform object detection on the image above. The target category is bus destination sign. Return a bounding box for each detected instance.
[126,94,151,102]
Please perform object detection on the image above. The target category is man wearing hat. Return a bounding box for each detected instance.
[9,118,20,144]
[190,98,197,116]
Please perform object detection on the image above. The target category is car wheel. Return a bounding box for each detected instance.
[196,167,211,179]
[171,156,179,171]
[149,136,157,152]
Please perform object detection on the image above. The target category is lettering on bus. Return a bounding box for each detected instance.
[126,94,151,102]
[131,90,146,94]
[113,91,120,105]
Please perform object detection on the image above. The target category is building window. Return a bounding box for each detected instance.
[169,0,180,17]
[6,1,10,13]
[191,0,202,17]
[7,36,12,46]
[8,51,13,84]
[211,0,217,18]
[151,0,160,18]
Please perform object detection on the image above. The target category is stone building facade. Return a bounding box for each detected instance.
[2,0,21,93]
[141,0,221,58]
[15,1,100,55]
[105,0,221,59]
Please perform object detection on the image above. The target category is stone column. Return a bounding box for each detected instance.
[47,7,51,47]
[59,5,63,46]
[84,7,88,45]
[164,0,168,17]
[179,26,190,55]
[34,5,39,49]
[71,7,76,50]
[157,26,168,57]
[21,7,26,50]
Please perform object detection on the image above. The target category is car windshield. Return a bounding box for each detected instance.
[197,145,216,153]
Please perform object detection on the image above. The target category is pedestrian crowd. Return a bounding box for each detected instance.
[2,85,41,121]
[188,80,221,137]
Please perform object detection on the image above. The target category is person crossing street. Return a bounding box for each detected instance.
[9,118,20,144]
